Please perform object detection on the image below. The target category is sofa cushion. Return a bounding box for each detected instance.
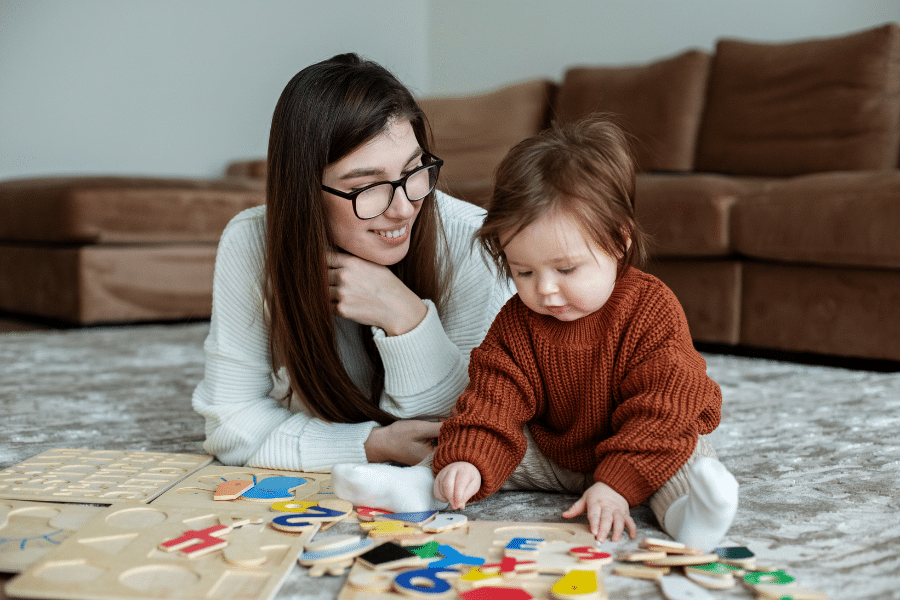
[635,173,766,258]
[419,79,555,207]
[696,24,900,176]
[556,49,711,173]
[0,177,264,244]
[0,243,216,323]
[733,171,900,269]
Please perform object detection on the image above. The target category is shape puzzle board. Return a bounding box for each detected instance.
[0,500,104,573]
[151,465,345,515]
[337,520,607,600]
[6,503,319,600]
[0,449,213,504]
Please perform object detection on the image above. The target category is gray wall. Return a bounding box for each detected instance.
[2,1,897,180]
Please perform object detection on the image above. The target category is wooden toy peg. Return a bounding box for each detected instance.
[213,479,254,501]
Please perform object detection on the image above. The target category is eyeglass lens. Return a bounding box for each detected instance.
[355,164,439,219]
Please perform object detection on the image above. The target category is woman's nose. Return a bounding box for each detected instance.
[383,186,415,220]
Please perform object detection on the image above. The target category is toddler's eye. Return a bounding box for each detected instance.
[558,267,577,275]
[515,271,532,278]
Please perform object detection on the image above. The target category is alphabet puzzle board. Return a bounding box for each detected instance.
[151,465,343,516]
[0,449,213,504]
[0,500,104,573]
[5,503,319,600]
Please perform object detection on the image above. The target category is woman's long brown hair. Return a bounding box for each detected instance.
[265,53,449,425]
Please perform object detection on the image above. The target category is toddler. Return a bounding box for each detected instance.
[337,117,739,551]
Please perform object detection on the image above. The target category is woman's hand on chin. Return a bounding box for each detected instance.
[365,419,442,465]
[327,251,427,336]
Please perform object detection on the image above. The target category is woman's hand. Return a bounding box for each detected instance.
[327,251,427,336]
[562,481,638,542]
[365,420,442,465]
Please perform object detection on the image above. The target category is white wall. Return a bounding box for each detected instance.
[428,0,900,95]
[2,1,897,180]
[0,0,430,180]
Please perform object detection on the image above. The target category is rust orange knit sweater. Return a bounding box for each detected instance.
[433,268,721,506]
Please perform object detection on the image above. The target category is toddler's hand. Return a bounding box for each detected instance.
[433,462,481,509]
[562,482,637,542]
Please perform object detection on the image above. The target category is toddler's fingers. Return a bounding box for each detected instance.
[625,514,638,539]
[610,514,625,542]
[562,497,586,519]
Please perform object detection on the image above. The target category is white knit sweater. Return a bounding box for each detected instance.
[192,192,512,471]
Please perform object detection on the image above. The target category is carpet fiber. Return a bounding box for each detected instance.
[1,323,898,599]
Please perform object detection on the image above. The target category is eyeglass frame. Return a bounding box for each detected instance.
[321,152,444,220]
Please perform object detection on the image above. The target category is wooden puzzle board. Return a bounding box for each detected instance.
[6,503,319,600]
[150,465,349,516]
[0,449,213,504]
[337,520,607,600]
[0,500,104,573]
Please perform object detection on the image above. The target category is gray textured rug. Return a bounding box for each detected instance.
[1,323,899,599]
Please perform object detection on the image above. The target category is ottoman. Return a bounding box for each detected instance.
[0,176,264,324]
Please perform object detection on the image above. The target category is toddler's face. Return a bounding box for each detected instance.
[502,210,618,322]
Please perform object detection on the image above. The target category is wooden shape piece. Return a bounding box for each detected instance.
[743,569,796,588]
[356,541,424,570]
[754,584,829,600]
[640,537,685,551]
[550,569,606,600]
[460,587,534,600]
[393,567,458,599]
[645,553,719,567]
[569,546,613,566]
[715,545,756,567]
[684,570,735,590]
[611,563,670,580]
[158,524,230,557]
[356,506,392,521]
[422,513,468,533]
[240,476,307,502]
[213,479,254,501]
[684,562,743,579]
[657,575,715,600]
[298,537,375,566]
[348,568,395,593]
[303,533,361,553]
[222,523,267,567]
[376,510,437,525]
[616,550,667,562]
[270,514,321,533]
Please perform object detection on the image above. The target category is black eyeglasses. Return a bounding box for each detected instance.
[322,152,444,220]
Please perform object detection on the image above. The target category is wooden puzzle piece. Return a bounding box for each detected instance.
[616,550,667,562]
[568,546,613,566]
[640,537,686,551]
[357,506,393,521]
[715,545,756,567]
[754,584,829,599]
[375,511,438,525]
[357,541,426,570]
[460,587,534,600]
[428,544,486,569]
[298,537,375,567]
[611,563,670,580]
[503,537,546,558]
[657,575,715,600]
[743,569,796,587]
[684,562,743,578]
[480,555,538,577]
[362,520,424,540]
[240,476,308,502]
[270,514,324,533]
[684,570,735,590]
[213,479,254,501]
[158,524,230,557]
[456,566,503,590]
[550,569,606,600]
[644,553,719,567]
[422,513,467,533]
[304,533,361,553]
[309,558,354,577]
[348,568,396,593]
[392,567,459,598]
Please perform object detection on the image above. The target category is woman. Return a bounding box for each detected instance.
[192,53,511,471]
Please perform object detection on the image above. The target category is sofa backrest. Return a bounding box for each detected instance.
[555,49,711,174]
[418,79,556,207]
[695,23,900,176]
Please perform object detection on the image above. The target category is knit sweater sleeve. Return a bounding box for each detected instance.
[432,298,535,500]
[593,278,722,506]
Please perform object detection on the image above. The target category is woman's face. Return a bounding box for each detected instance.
[322,119,425,266]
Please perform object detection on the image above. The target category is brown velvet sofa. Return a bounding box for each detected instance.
[0,177,263,323]
[415,23,900,363]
